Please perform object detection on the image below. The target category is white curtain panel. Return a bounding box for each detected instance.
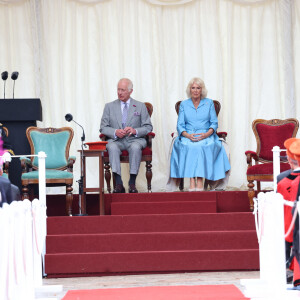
[145,0,194,5]
[0,0,299,193]
[0,0,38,99]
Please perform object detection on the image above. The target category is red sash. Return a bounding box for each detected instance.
[290,173,300,203]
[286,172,300,286]
[277,175,297,242]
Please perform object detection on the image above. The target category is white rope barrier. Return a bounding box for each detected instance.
[241,146,300,298]
[0,152,62,299]
[253,197,299,243]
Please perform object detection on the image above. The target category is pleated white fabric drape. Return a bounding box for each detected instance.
[0,200,46,300]
[0,0,299,192]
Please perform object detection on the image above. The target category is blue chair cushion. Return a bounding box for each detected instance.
[30,131,70,169]
[21,169,73,180]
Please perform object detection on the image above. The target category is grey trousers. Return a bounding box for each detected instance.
[106,139,143,176]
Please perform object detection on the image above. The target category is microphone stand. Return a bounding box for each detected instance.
[73,120,88,216]
[12,80,16,99]
[4,80,6,99]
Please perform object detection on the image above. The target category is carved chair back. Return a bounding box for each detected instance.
[145,102,153,117]
[2,126,8,137]
[26,127,74,170]
[252,119,299,163]
[175,100,221,116]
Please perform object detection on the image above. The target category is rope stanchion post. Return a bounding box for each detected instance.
[240,145,300,298]
[36,151,47,280]
[241,146,291,298]
[259,192,286,284]
[241,192,289,298]
[0,152,63,299]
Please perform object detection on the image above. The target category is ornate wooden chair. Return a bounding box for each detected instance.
[173,100,227,191]
[100,102,155,193]
[20,127,76,216]
[245,118,299,211]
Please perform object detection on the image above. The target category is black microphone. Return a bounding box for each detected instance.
[11,71,19,80]
[65,113,73,122]
[1,71,8,80]
[65,113,85,142]
[11,71,19,99]
[1,71,8,99]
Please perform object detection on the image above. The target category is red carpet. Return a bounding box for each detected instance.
[62,284,249,300]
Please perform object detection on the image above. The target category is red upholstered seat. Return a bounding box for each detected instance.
[245,118,299,211]
[246,162,291,175]
[141,146,152,156]
[100,102,154,193]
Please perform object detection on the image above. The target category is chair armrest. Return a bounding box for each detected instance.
[20,156,33,173]
[146,132,155,148]
[245,151,258,166]
[99,134,107,141]
[217,131,227,140]
[67,156,76,172]
[68,156,76,163]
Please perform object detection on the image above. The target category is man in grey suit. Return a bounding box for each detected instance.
[100,78,153,193]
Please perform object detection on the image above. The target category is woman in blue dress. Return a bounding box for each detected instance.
[170,77,231,191]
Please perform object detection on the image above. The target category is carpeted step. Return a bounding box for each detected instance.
[46,191,251,216]
[47,212,255,235]
[109,192,217,202]
[46,230,257,253]
[45,249,259,276]
[111,201,216,215]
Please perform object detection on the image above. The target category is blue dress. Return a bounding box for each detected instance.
[170,98,230,180]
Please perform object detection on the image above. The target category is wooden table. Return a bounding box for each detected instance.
[78,149,106,215]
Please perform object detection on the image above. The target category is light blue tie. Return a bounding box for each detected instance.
[122,102,128,129]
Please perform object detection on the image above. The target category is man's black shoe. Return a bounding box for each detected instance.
[113,184,125,193]
[129,184,138,193]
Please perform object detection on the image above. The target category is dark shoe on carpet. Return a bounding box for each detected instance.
[113,184,125,193]
[129,184,138,193]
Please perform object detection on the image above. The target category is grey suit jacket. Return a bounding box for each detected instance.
[100,98,153,147]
